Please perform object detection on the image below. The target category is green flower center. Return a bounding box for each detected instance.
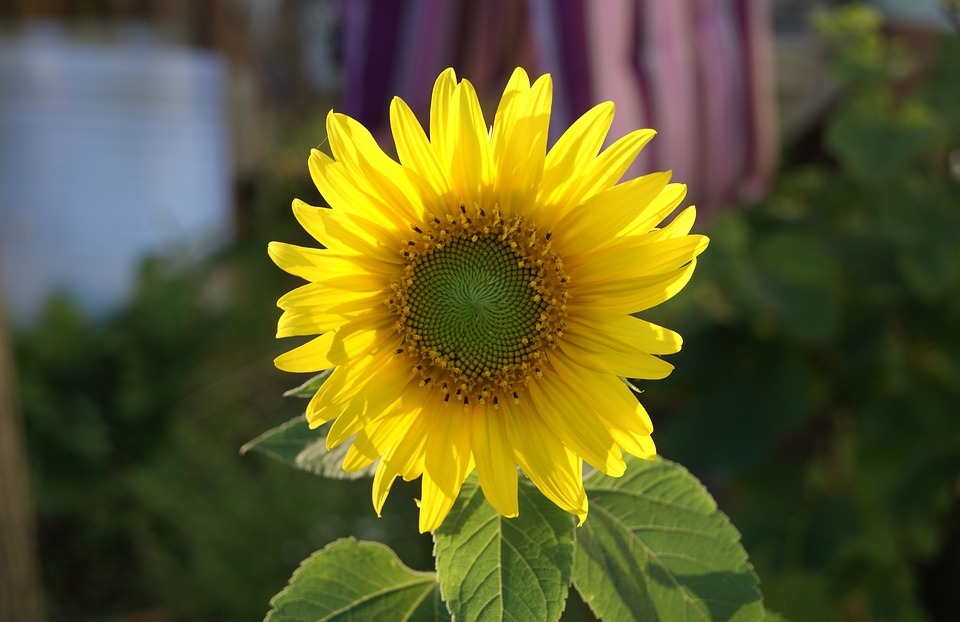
[406,236,545,379]
[388,205,568,407]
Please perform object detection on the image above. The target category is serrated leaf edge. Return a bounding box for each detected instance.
[265,537,439,622]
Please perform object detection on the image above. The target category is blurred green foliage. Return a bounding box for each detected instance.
[12,5,960,621]
[646,7,960,622]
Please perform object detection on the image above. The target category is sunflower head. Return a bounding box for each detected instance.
[270,67,708,533]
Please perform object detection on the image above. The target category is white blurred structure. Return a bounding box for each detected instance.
[0,23,232,323]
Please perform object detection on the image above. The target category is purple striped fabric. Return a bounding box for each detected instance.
[336,0,778,217]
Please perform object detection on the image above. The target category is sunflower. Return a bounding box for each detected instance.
[270,68,708,533]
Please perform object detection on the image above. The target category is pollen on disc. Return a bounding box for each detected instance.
[388,205,568,406]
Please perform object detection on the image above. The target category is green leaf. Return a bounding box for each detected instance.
[755,233,839,288]
[434,477,575,622]
[764,610,791,622]
[240,417,376,480]
[574,456,763,622]
[265,538,449,622]
[283,369,334,398]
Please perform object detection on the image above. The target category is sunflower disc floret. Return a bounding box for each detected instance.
[389,204,567,406]
[269,67,708,533]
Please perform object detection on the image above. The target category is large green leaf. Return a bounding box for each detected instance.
[265,538,449,622]
[434,477,575,622]
[574,456,763,622]
[240,416,376,480]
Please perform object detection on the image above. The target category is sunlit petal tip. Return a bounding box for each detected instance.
[373,462,398,516]
[638,435,657,459]
[291,197,309,210]
[291,198,321,223]
[604,457,628,478]
[436,67,457,89]
[305,411,327,430]
[636,406,654,434]
[508,66,531,86]
[266,240,282,263]
[323,108,338,136]
[634,127,657,143]
[418,472,460,533]
[650,359,675,379]
[692,228,709,251]
[530,71,551,88]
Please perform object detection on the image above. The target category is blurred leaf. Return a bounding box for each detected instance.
[434,477,575,622]
[573,457,763,622]
[923,36,960,137]
[283,369,333,398]
[764,610,792,622]
[826,101,937,183]
[755,234,840,288]
[897,244,960,301]
[265,538,448,622]
[241,417,376,480]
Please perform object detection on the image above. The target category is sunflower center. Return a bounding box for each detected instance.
[388,205,568,407]
[407,235,544,378]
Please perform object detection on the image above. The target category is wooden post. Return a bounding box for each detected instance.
[0,274,46,622]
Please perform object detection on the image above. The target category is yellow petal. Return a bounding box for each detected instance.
[381,411,429,482]
[492,70,551,218]
[390,96,453,212]
[490,67,531,153]
[430,68,458,166]
[373,460,400,516]
[365,402,431,480]
[273,320,385,372]
[606,425,657,460]
[572,259,699,314]
[542,357,655,461]
[617,183,688,238]
[342,430,380,472]
[528,368,625,477]
[553,171,671,259]
[304,365,351,428]
[292,199,402,263]
[418,468,458,533]
[646,206,698,242]
[579,128,657,198]
[267,242,392,289]
[558,331,675,380]
[307,149,407,231]
[277,281,380,314]
[326,112,424,224]
[276,307,383,337]
[538,102,614,219]
[471,404,518,518]
[418,402,473,532]
[323,356,417,447]
[506,401,588,519]
[558,362,655,437]
[449,79,492,208]
[568,234,709,285]
[304,349,400,429]
[565,312,683,355]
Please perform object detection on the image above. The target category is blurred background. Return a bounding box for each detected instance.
[1,0,958,620]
